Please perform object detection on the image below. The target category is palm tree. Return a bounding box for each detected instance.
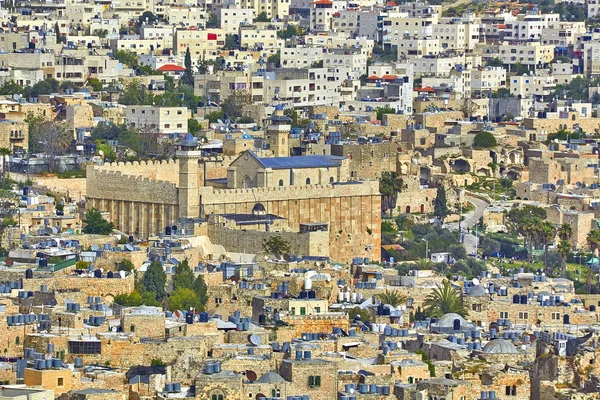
[415,258,432,270]
[423,280,467,318]
[587,229,600,256]
[558,223,572,241]
[583,267,594,294]
[538,221,556,274]
[376,289,406,308]
[0,147,10,179]
[379,172,403,217]
[557,239,572,265]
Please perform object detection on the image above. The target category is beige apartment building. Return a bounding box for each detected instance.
[0,120,28,151]
[173,29,226,59]
[471,66,506,96]
[498,43,554,69]
[239,23,284,51]
[125,106,191,136]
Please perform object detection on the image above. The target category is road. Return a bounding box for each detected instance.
[446,195,489,255]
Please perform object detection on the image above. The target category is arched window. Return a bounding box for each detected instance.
[306,178,311,185]
[279,179,284,186]
[130,325,135,332]
[329,177,334,183]
[15,337,19,345]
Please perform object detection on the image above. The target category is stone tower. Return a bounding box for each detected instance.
[268,104,292,157]
[176,133,201,220]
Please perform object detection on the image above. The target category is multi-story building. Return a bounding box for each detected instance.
[239,24,283,51]
[125,106,191,136]
[502,12,560,42]
[498,43,554,70]
[471,66,506,96]
[163,5,207,28]
[509,75,556,99]
[262,68,341,107]
[381,14,437,48]
[280,47,324,69]
[541,21,586,47]
[194,70,264,104]
[397,37,440,58]
[310,0,346,32]
[173,28,226,59]
[323,48,368,80]
[432,22,479,52]
[219,8,255,34]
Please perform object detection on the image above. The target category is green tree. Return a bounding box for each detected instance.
[150,358,166,366]
[433,186,449,223]
[54,22,62,44]
[95,140,116,162]
[138,11,158,27]
[267,50,281,68]
[473,131,497,149]
[448,243,467,261]
[224,34,237,50]
[0,148,10,179]
[587,229,600,255]
[485,57,504,67]
[188,118,201,136]
[376,289,406,307]
[348,306,371,323]
[508,205,547,263]
[172,258,195,290]
[59,80,75,92]
[375,105,396,121]
[546,251,565,277]
[167,287,202,311]
[206,12,218,28]
[88,78,103,91]
[0,80,24,95]
[379,171,403,217]
[114,289,160,306]
[255,11,271,22]
[423,280,467,318]
[277,25,302,39]
[553,76,591,102]
[538,221,556,274]
[181,47,194,86]
[557,239,572,264]
[263,236,291,256]
[83,208,114,235]
[117,258,134,272]
[221,90,250,120]
[558,223,573,241]
[143,261,167,301]
[114,50,138,68]
[193,274,208,305]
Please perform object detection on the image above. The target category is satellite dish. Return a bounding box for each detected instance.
[12,94,20,101]
[217,119,224,124]
[472,278,480,286]
[249,334,261,346]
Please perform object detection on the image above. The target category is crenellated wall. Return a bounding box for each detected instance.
[86,164,381,262]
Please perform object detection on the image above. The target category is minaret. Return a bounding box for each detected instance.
[176,133,201,220]
[268,104,292,157]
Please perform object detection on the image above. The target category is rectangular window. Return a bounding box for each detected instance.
[68,341,101,354]
[314,307,320,313]
[500,311,509,319]
[58,378,64,386]
[290,307,295,315]
[300,307,306,316]
[308,376,321,387]
[518,312,529,320]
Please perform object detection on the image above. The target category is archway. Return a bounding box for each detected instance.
[420,204,425,213]
[509,152,518,164]
[419,167,431,184]
[405,206,411,214]
[452,159,470,173]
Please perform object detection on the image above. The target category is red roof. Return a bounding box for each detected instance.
[382,74,398,81]
[157,64,185,72]
[366,75,380,80]
[311,0,332,4]
[414,86,435,93]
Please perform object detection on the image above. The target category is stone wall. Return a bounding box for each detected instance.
[207,225,329,258]
[21,274,135,303]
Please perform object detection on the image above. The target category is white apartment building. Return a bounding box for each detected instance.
[262,68,341,107]
[503,12,560,42]
[498,43,554,68]
[163,6,207,28]
[509,75,556,98]
[239,25,283,51]
[432,22,479,52]
[323,49,368,79]
[173,28,227,59]
[541,22,586,47]
[397,37,440,58]
[280,47,324,68]
[219,8,255,34]
[381,15,437,47]
[125,106,190,135]
[471,66,506,95]
[310,0,346,32]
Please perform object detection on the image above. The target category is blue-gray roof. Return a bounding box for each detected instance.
[249,151,345,169]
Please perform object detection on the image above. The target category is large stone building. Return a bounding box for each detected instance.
[85,136,381,262]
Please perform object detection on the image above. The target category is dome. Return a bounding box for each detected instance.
[482,339,518,354]
[252,203,266,216]
[436,313,469,328]
[467,285,488,297]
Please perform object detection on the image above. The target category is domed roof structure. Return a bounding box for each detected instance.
[436,313,469,328]
[467,285,488,297]
[482,339,518,354]
[252,203,266,216]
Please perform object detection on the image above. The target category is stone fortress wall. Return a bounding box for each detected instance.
[86,158,382,261]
